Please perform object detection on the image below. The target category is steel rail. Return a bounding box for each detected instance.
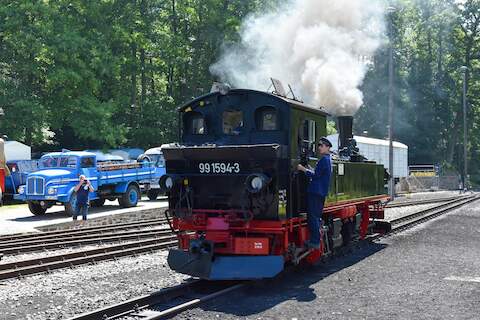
[0,229,173,255]
[0,227,172,250]
[64,280,245,320]
[389,195,477,227]
[139,283,246,320]
[371,194,479,240]
[0,217,169,242]
[0,236,177,281]
[385,195,468,208]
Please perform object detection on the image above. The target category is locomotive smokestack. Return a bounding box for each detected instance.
[337,116,353,150]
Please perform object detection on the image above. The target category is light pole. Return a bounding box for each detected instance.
[459,66,468,191]
[387,6,396,200]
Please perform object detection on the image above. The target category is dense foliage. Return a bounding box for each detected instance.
[356,0,480,185]
[0,0,273,150]
[0,0,479,182]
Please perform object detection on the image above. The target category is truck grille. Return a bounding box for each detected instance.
[27,177,45,195]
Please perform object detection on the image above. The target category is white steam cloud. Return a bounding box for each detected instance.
[210,0,385,115]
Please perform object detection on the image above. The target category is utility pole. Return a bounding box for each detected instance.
[387,6,396,200]
[459,66,468,191]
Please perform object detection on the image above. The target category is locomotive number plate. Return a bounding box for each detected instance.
[198,162,240,174]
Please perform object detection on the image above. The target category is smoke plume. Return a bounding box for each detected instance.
[210,0,385,116]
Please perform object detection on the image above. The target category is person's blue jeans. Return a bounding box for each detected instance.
[307,193,325,245]
[73,203,88,220]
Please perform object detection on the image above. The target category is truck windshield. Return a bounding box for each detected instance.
[146,154,165,167]
[40,156,78,168]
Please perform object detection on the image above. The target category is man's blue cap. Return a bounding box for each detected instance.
[319,137,332,148]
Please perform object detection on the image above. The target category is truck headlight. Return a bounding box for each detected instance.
[18,185,25,194]
[245,174,271,193]
[47,187,56,195]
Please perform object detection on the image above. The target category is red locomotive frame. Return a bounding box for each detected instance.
[171,194,388,268]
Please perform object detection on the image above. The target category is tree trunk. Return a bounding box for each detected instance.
[140,48,146,113]
[131,43,137,109]
[167,0,177,97]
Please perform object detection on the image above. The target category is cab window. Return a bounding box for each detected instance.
[59,156,77,168]
[81,157,95,168]
[40,156,58,168]
[223,110,243,135]
[255,106,278,131]
[298,119,316,158]
[303,119,316,143]
[184,112,206,135]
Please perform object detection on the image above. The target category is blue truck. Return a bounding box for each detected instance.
[15,151,164,216]
[137,146,166,200]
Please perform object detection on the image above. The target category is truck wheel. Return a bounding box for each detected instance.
[64,193,77,216]
[119,184,140,208]
[28,201,47,216]
[147,189,159,200]
[91,198,106,207]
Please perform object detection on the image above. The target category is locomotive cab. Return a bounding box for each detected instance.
[165,87,388,280]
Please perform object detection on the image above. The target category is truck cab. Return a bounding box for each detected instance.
[137,146,166,200]
[15,151,100,215]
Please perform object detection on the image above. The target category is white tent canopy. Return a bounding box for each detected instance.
[4,141,31,161]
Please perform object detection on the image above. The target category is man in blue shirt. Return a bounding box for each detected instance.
[297,137,332,249]
[73,175,94,221]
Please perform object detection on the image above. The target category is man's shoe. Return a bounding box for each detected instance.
[304,240,320,249]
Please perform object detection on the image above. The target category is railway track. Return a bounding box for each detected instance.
[374,194,479,238]
[0,227,173,255]
[385,195,468,208]
[65,280,245,320]
[51,195,480,319]
[0,217,170,242]
[0,236,177,281]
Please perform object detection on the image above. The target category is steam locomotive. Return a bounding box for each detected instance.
[162,84,389,280]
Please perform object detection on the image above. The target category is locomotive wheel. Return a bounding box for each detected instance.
[90,198,106,207]
[119,185,140,208]
[341,220,355,246]
[64,193,77,216]
[28,201,47,216]
[147,189,159,200]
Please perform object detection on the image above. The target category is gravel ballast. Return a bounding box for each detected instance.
[1,191,476,319]
[170,200,480,320]
[0,251,188,319]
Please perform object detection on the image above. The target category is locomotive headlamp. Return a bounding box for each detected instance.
[159,174,180,192]
[245,173,271,193]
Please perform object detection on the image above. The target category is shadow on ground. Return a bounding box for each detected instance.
[195,242,387,317]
